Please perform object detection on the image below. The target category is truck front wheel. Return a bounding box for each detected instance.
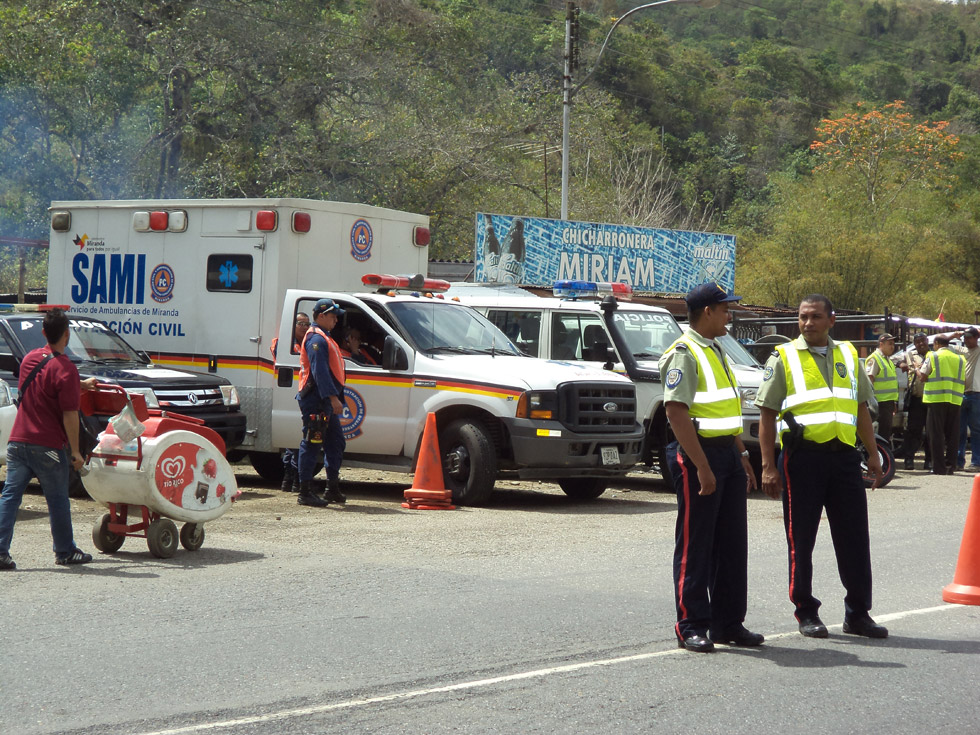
[249,451,285,484]
[439,419,497,506]
[558,478,607,500]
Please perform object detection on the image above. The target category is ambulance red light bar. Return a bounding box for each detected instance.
[553,280,633,301]
[292,211,311,233]
[414,226,430,247]
[256,210,278,231]
[361,274,450,293]
[149,211,169,231]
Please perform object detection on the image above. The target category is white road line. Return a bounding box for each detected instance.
[135,603,964,735]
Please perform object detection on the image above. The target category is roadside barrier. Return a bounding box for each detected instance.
[942,473,980,605]
[402,412,455,510]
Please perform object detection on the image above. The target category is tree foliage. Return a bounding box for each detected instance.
[1,0,980,318]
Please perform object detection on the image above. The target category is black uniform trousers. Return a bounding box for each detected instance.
[876,399,895,446]
[667,440,748,640]
[778,443,872,620]
[926,401,960,475]
[901,394,928,462]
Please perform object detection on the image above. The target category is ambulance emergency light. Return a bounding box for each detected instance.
[553,280,633,301]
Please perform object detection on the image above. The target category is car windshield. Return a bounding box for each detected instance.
[15,317,146,363]
[387,301,522,355]
[718,331,761,367]
[613,309,683,359]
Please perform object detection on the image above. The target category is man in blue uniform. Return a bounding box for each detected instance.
[659,282,761,653]
[296,299,347,507]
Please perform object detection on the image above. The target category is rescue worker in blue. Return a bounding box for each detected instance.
[296,299,347,507]
[271,311,310,493]
[659,282,762,653]
[756,294,887,640]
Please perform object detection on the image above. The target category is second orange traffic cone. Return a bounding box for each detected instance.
[402,412,455,510]
[942,473,980,605]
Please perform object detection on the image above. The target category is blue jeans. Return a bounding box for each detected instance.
[958,393,980,467]
[0,442,76,557]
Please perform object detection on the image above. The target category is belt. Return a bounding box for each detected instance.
[697,435,736,447]
[966,391,979,395]
[797,438,853,453]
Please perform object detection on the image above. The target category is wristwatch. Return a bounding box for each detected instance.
[741,450,750,457]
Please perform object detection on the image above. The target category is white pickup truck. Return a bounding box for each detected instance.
[269,276,645,505]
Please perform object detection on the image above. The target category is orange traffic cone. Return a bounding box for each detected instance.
[402,412,455,510]
[942,474,980,605]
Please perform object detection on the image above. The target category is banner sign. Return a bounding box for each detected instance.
[474,213,735,293]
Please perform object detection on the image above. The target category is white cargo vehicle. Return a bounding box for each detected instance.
[270,275,643,504]
[47,198,430,477]
[448,280,764,476]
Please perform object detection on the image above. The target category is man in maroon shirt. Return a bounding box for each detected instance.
[0,309,93,569]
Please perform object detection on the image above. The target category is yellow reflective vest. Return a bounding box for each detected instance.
[922,348,966,406]
[866,349,898,402]
[662,333,742,438]
[776,341,859,447]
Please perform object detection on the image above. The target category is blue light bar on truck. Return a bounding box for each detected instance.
[553,280,633,301]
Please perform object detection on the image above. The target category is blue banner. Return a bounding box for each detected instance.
[474,213,735,294]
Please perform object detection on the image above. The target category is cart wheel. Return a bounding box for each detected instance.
[92,513,125,554]
[146,518,179,558]
[179,523,205,551]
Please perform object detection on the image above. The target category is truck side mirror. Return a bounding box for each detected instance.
[603,345,617,371]
[382,336,408,371]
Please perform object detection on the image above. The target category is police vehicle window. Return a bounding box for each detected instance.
[551,312,606,361]
[614,310,683,359]
[487,309,541,357]
[206,254,253,293]
[718,332,761,367]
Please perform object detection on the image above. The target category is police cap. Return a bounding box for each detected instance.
[685,281,742,311]
[312,298,345,319]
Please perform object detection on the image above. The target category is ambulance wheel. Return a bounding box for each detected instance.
[439,419,496,506]
[558,478,607,500]
[147,518,179,558]
[180,523,205,551]
[92,514,125,553]
[249,451,285,484]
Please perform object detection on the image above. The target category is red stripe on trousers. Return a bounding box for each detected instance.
[783,450,798,606]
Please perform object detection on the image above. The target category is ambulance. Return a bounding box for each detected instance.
[47,200,643,504]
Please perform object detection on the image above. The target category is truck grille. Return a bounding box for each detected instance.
[557,382,636,434]
[155,386,224,410]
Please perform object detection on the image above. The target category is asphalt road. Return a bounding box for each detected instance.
[1,465,978,735]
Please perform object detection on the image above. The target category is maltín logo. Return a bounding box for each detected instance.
[350,219,373,262]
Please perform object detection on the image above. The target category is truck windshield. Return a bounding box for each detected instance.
[613,310,683,359]
[718,332,761,367]
[387,301,522,356]
[14,317,145,363]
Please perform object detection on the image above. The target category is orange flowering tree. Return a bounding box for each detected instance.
[809,101,963,225]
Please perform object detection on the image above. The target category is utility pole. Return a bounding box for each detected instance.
[560,2,578,221]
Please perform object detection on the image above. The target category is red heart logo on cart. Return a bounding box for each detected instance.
[161,457,186,479]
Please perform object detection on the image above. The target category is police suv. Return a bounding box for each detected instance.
[448,280,764,477]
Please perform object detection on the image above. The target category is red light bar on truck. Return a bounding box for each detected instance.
[553,280,633,301]
[362,274,450,293]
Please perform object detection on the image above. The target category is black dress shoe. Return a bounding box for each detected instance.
[903,458,914,470]
[676,633,715,653]
[797,615,828,638]
[711,626,765,647]
[843,615,888,639]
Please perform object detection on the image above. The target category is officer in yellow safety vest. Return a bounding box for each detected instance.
[864,333,901,447]
[756,294,887,640]
[917,333,966,475]
[659,281,761,654]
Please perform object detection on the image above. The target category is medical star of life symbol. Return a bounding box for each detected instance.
[219,260,238,288]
